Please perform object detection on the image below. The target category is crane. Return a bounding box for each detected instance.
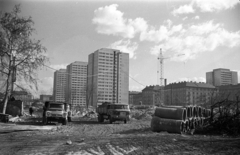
[158,48,185,86]
[156,48,185,105]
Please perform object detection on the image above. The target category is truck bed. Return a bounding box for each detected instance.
[96,102,110,115]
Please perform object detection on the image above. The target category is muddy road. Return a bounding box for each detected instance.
[0,117,240,155]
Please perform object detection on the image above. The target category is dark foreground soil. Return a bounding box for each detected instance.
[0,117,240,155]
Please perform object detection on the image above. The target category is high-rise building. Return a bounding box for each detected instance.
[53,69,67,102]
[206,68,238,86]
[66,61,87,107]
[87,48,129,108]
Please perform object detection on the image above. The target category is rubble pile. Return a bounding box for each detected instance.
[151,105,211,134]
[82,111,98,118]
[130,108,154,120]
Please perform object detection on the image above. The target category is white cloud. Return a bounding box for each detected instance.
[92,4,240,62]
[173,77,206,83]
[182,17,188,21]
[172,4,195,16]
[172,0,239,15]
[193,0,239,12]
[50,64,68,70]
[149,21,240,61]
[140,22,183,43]
[92,4,148,39]
[108,39,138,59]
[140,25,169,43]
[194,16,200,19]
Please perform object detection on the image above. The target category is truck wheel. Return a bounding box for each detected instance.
[98,115,104,123]
[98,115,102,122]
[62,118,68,125]
[109,117,113,124]
[124,119,127,124]
[42,117,48,125]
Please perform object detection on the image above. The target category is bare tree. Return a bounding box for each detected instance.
[0,5,48,114]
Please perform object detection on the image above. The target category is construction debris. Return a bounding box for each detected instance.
[202,97,240,135]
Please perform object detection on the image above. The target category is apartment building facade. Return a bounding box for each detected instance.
[206,68,238,86]
[217,84,240,101]
[87,48,129,108]
[129,91,142,105]
[142,85,163,106]
[164,82,217,106]
[65,61,88,107]
[53,69,67,102]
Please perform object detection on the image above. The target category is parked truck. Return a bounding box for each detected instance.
[96,102,130,124]
[42,101,72,125]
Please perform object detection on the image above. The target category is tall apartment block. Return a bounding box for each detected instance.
[87,48,129,108]
[206,68,238,86]
[65,61,88,107]
[53,69,67,102]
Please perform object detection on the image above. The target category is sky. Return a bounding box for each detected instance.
[1,0,240,97]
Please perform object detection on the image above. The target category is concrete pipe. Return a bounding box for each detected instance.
[195,106,199,117]
[154,107,187,121]
[181,121,186,133]
[189,106,193,117]
[193,118,198,127]
[186,106,193,118]
[186,106,191,118]
[202,108,206,117]
[188,118,195,130]
[151,116,184,134]
[185,120,190,131]
[197,106,203,117]
[192,106,197,118]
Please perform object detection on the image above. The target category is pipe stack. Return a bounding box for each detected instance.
[151,105,211,134]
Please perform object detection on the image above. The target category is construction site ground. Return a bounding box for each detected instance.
[1,116,240,155]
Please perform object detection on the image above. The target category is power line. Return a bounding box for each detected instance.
[128,75,146,87]
[43,64,147,88]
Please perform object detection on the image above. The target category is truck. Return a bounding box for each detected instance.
[96,102,130,124]
[42,101,72,125]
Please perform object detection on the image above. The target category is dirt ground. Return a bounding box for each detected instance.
[0,115,240,155]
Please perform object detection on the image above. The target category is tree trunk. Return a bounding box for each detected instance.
[2,57,12,114]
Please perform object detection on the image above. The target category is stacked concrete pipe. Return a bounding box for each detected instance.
[151,105,211,134]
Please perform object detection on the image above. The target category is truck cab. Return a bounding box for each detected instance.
[42,101,72,125]
[97,103,130,124]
